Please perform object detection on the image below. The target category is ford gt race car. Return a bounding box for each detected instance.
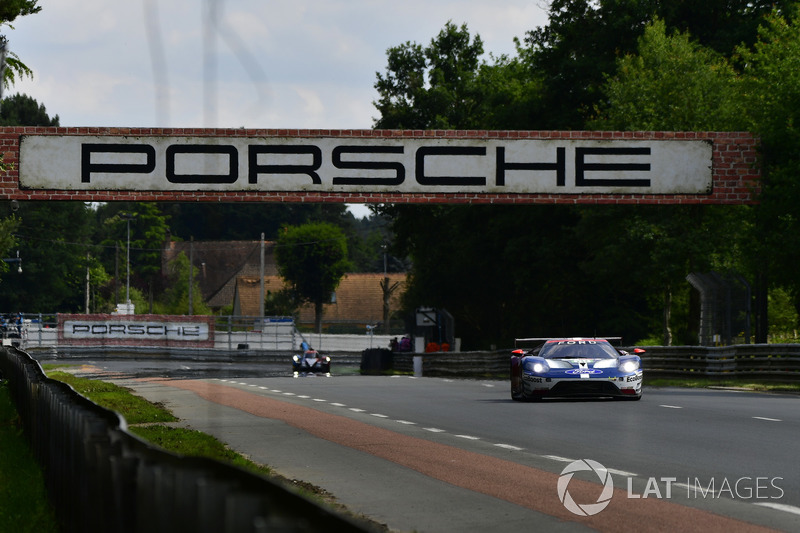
[510,338,643,401]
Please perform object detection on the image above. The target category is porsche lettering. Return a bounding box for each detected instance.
[79,142,651,189]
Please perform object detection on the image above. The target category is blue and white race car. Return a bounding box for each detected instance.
[510,338,643,401]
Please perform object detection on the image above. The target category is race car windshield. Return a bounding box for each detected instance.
[539,341,618,360]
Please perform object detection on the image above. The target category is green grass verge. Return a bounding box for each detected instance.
[0,380,59,533]
[44,369,271,477]
[46,370,179,425]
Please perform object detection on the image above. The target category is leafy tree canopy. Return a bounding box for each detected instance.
[275,222,351,332]
[0,93,58,126]
[1,1,41,89]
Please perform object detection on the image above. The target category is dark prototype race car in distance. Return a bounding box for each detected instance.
[292,342,331,376]
[511,338,643,401]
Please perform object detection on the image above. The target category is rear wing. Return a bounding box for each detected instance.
[514,337,623,349]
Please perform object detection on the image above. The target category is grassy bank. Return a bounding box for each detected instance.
[39,367,378,528]
[45,370,275,479]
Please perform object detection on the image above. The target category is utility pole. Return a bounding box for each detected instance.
[119,213,136,313]
[259,233,265,319]
[85,252,90,314]
[188,236,194,315]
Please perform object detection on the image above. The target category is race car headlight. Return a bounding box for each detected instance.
[524,360,549,374]
[292,355,299,362]
[619,360,639,373]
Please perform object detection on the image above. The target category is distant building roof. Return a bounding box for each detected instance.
[163,240,278,308]
[233,272,406,325]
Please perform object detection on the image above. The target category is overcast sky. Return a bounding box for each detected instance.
[5,1,550,216]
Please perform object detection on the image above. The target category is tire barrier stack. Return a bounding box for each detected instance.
[0,347,374,533]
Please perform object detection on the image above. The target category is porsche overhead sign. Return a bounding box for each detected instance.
[19,135,713,195]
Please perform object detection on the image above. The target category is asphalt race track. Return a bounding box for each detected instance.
[62,360,800,532]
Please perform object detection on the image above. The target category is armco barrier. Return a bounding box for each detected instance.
[0,347,373,533]
[636,344,800,379]
[392,345,800,381]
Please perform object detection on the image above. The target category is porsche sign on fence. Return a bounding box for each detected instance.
[57,314,215,348]
[1,127,759,205]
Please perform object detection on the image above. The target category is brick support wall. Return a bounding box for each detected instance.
[0,127,760,205]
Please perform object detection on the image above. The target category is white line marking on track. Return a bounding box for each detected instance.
[660,405,683,409]
[494,444,524,451]
[349,408,365,412]
[752,416,782,422]
[371,413,389,418]
[542,455,575,463]
[607,468,638,477]
[395,420,416,425]
[312,398,326,402]
[541,455,637,476]
[424,428,446,433]
[330,402,346,407]
[753,502,800,516]
[454,434,480,440]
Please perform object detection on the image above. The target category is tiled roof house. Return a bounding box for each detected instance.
[162,240,278,310]
[233,273,407,327]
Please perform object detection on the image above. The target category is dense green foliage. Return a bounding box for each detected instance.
[0,1,40,89]
[275,222,352,332]
[375,2,800,348]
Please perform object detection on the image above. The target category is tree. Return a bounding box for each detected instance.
[95,203,171,309]
[0,215,19,282]
[590,19,745,131]
[274,223,351,333]
[517,0,797,130]
[736,7,800,336]
[155,252,211,315]
[0,93,93,312]
[0,1,41,90]
[0,93,58,126]
[0,201,96,312]
[374,21,486,129]
[587,19,755,344]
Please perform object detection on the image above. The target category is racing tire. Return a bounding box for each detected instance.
[511,360,525,401]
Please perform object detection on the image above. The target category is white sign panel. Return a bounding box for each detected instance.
[63,319,209,341]
[19,135,713,195]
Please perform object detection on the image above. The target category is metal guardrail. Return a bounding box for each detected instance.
[391,345,800,381]
[636,344,800,379]
[0,346,373,533]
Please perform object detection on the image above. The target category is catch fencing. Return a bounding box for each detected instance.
[0,346,373,533]
[3,313,395,354]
